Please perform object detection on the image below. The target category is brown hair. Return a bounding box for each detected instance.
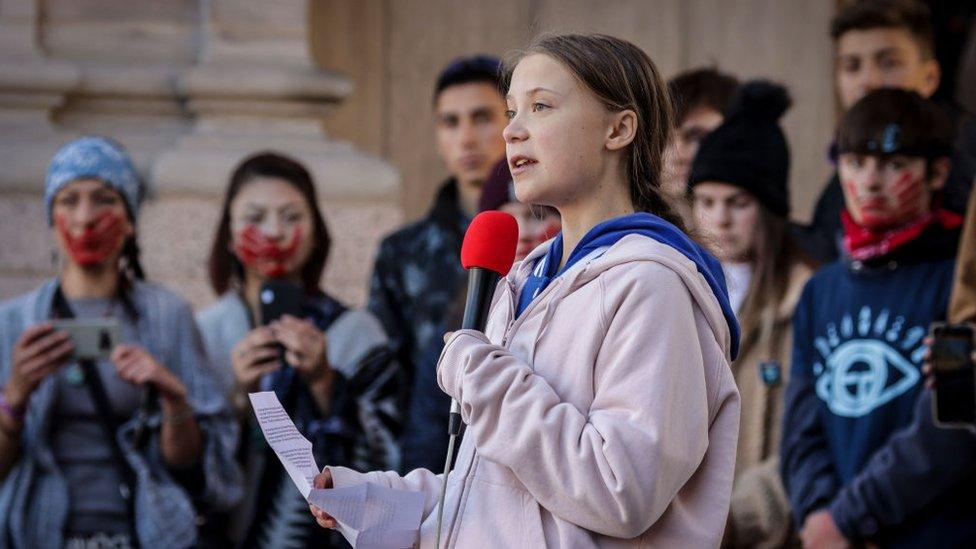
[668,67,739,125]
[837,87,954,162]
[503,33,686,230]
[208,152,331,296]
[736,204,813,354]
[831,0,935,59]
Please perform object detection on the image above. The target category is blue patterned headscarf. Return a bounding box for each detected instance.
[44,136,143,224]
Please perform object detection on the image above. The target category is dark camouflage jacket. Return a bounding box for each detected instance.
[368,180,469,373]
[368,180,470,470]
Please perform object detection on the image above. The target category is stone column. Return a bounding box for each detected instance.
[0,0,79,190]
[0,0,401,307]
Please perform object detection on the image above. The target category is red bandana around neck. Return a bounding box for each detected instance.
[841,208,963,261]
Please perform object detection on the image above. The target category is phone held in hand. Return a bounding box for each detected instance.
[259,279,304,325]
[50,318,121,362]
[929,322,976,428]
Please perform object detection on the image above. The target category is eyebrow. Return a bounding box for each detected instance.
[838,46,903,60]
[438,104,497,119]
[506,87,562,101]
[239,203,305,217]
[872,47,903,58]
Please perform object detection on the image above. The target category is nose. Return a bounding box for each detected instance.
[716,204,733,227]
[861,64,884,95]
[75,196,101,228]
[260,215,285,241]
[863,165,884,192]
[704,202,733,230]
[458,118,478,148]
[503,115,527,144]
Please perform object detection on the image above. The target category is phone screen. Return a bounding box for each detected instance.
[51,319,121,362]
[259,280,304,325]
[931,326,976,426]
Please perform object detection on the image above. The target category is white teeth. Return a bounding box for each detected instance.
[515,158,531,167]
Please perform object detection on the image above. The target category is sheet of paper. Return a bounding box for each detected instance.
[308,483,367,526]
[250,391,424,548]
[308,485,424,549]
[248,391,318,497]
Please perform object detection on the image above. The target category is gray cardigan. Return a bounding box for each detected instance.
[0,279,243,548]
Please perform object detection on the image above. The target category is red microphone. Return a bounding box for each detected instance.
[436,211,518,545]
[459,211,519,331]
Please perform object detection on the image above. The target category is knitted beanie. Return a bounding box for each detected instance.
[44,136,143,224]
[688,80,792,217]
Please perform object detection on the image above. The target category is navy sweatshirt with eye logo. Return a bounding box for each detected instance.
[781,225,976,547]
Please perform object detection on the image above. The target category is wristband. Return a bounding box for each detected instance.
[0,388,25,423]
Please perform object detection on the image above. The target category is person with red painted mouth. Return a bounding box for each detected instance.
[196,152,402,548]
[0,136,241,548]
[793,0,976,265]
[782,89,976,548]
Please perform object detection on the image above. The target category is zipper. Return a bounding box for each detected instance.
[444,452,480,548]
[500,279,517,347]
[502,276,567,347]
[442,273,567,546]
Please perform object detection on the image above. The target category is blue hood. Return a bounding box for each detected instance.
[520,212,740,359]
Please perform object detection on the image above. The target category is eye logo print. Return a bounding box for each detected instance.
[813,306,924,417]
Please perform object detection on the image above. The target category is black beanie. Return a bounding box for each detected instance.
[687,80,792,217]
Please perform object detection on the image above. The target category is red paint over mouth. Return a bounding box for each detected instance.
[56,211,126,266]
[234,225,303,278]
[851,171,927,228]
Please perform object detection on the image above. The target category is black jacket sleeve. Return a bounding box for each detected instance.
[828,389,976,540]
[781,283,842,524]
[367,238,411,371]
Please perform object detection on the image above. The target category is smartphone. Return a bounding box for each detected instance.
[50,318,121,362]
[929,322,976,428]
[259,279,304,326]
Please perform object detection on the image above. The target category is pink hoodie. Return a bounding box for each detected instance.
[329,234,740,547]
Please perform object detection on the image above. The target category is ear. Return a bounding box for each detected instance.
[927,157,951,191]
[919,59,941,99]
[605,109,638,152]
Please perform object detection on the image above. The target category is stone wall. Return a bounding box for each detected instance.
[0,0,402,307]
[2,0,842,308]
[312,0,836,223]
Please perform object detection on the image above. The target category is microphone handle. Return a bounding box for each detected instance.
[436,267,500,548]
[460,267,500,332]
[450,268,500,435]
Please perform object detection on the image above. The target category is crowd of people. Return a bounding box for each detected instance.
[0,0,974,547]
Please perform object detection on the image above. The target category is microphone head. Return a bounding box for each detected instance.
[461,211,519,275]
